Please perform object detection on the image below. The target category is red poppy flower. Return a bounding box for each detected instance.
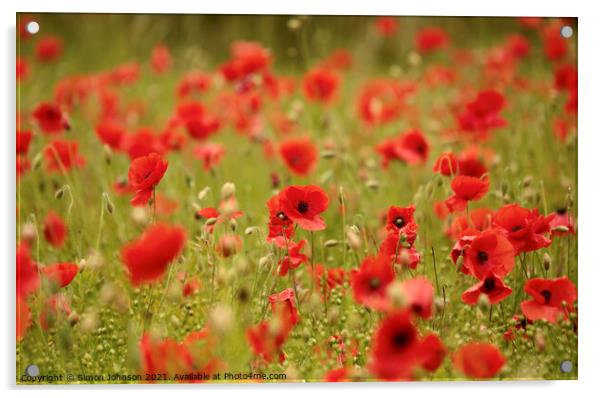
[215,234,242,257]
[246,320,290,364]
[177,71,212,98]
[375,137,398,168]
[450,235,476,273]
[110,62,140,85]
[95,121,125,150]
[369,310,443,380]
[279,185,329,231]
[375,17,398,37]
[278,239,308,276]
[448,208,493,240]
[313,264,347,294]
[543,25,568,61]
[463,230,515,280]
[16,130,32,155]
[35,36,63,62]
[17,56,29,80]
[378,232,421,269]
[16,243,39,298]
[505,34,531,59]
[220,41,272,82]
[445,175,489,212]
[42,263,79,288]
[193,143,225,171]
[33,102,69,134]
[121,223,186,286]
[351,255,395,311]
[400,277,434,319]
[357,79,416,126]
[457,156,488,178]
[266,193,294,245]
[321,49,353,71]
[415,27,450,54]
[151,43,172,74]
[555,64,577,92]
[395,130,429,164]
[43,211,68,248]
[433,152,458,176]
[453,342,506,379]
[302,67,340,104]
[17,296,31,341]
[457,90,507,137]
[461,273,512,305]
[279,137,318,176]
[128,152,168,206]
[269,288,300,329]
[386,205,416,234]
[43,139,86,173]
[323,368,350,382]
[493,204,554,254]
[521,276,577,323]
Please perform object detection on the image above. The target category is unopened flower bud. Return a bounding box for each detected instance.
[220,182,236,200]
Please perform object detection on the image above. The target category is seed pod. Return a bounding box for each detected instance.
[197,187,211,201]
[221,182,236,200]
[543,253,551,271]
[324,239,339,248]
[229,218,237,231]
[522,176,533,188]
[205,217,219,227]
[245,226,259,235]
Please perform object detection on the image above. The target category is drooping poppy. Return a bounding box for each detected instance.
[433,152,458,176]
[33,102,69,134]
[521,276,577,323]
[445,175,489,212]
[121,223,186,286]
[279,185,329,231]
[279,137,318,176]
[42,262,79,288]
[463,230,515,280]
[351,255,395,311]
[278,240,308,277]
[269,288,300,329]
[43,211,68,248]
[461,273,512,305]
[127,152,168,206]
[453,342,506,379]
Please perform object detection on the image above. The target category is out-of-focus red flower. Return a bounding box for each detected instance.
[445,175,489,212]
[43,211,68,248]
[95,121,125,150]
[543,24,568,61]
[321,49,353,71]
[216,234,242,257]
[400,277,434,319]
[433,152,458,176]
[375,17,399,37]
[269,288,300,330]
[357,79,416,126]
[376,129,429,167]
[279,185,329,231]
[462,230,515,280]
[549,208,576,236]
[42,262,79,288]
[453,342,506,379]
[220,41,272,82]
[16,130,32,155]
[554,64,578,91]
[121,223,186,286]
[279,137,318,176]
[17,243,40,298]
[33,102,69,134]
[448,208,493,239]
[461,273,512,305]
[17,296,31,341]
[313,264,347,294]
[323,368,350,382]
[278,239,308,276]
[302,67,340,104]
[457,90,507,137]
[246,319,290,364]
[110,62,140,85]
[122,128,165,160]
[369,310,444,380]
[521,276,577,323]
[378,233,421,269]
[505,34,531,59]
[35,36,63,62]
[44,139,86,172]
[493,204,554,254]
[177,71,212,98]
[193,143,225,171]
[128,152,168,206]
[151,43,172,74]
[351,255,395,311]
[517,17,543,29]
[17,57,29,80]
[415,27,450,54]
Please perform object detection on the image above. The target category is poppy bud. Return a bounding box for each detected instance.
[220,182,236,200]
[229,218,237,231]
[287,18,302,31]
[80,310,98,333]
[103,192,114,214]
[21,222,37,246]
[434,297,445,314]
[68,311,79,326]
[197,187,211,201]
[103,144,112,164]
[387,281,406,309]
[185,174,193,189]
[552,225,570,233]
[543,253,552,271]
[366,179,380,191]
[209,304,234,334]
[32,152,43,170]
[346,226,362,250]
[131,207,149,227]
[407,51,422,67]
[259,254,272,269]
[535,331,546,352]
[244,226,259,235]
[321,150,336,159]
[522,176,533,188]
[205,217,219,227]
[324,239,339,248]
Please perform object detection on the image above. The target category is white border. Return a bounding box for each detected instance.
[3,1,601,397]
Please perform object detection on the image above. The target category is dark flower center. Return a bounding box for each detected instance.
[392,330,411,349]
[511,225,523,232]
[477,251,489,264]
[411,303,423,315]
[297,201,309,214]
[369,277,381,290]
[540,289,552,304]
[556,207,567,215]
[416,145,425,154]
[482,277,496,293]
[277,212,287,221]
[394,217,405,228]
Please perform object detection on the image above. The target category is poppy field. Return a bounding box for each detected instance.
[16,14,578,383]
